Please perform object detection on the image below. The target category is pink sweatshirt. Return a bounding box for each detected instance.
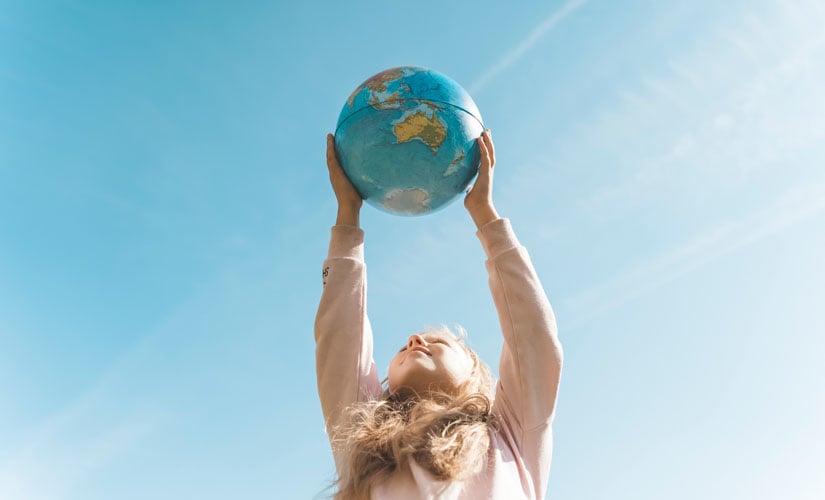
[315,218,563,499]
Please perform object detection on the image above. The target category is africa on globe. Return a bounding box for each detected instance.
[334,66,485,216]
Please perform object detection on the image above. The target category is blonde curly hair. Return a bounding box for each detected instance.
[330,325,497,499]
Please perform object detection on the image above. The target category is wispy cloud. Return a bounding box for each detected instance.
[562,177,825,329]
[468,0,588,94]
[509,0,825,327]
[575,0,825,219]
[0,257,281,500]
[0,284,222,499]
[0,410,161,500]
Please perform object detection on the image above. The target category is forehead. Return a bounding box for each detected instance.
[414,331,467,350]
[421,330,457,341]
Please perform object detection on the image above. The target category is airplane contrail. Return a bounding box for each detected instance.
[468,0,589,95]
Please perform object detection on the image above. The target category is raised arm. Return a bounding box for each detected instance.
[466,131,563,496]
[315,134,381,441]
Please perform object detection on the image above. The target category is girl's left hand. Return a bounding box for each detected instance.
[464,130,499,228]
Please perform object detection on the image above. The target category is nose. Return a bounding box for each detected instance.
[408,334,427,348]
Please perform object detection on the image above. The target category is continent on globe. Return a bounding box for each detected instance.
[347,67,418,108]
[371,92,401,111]
[382,188,431,214]
[444,151,466,177]
[393,110,447,154]
[335,66,485,216]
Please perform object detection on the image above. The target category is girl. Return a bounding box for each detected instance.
[316,130,563,499]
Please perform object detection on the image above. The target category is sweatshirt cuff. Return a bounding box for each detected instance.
[328,225,365,260]
[476,218,520,259]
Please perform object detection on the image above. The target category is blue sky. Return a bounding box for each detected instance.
[1,0,824,498]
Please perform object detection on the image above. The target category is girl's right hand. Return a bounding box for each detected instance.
[326,134,362,225]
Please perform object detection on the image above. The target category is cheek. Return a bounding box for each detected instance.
[459,353,475,380]
[460,359,474,380]
[387,357,402,384]
[445,353,473,380]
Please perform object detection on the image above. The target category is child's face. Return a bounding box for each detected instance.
[387,332,474,396]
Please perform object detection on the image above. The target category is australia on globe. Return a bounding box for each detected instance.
[334,66,485,216]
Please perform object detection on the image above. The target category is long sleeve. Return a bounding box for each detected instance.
[478,218,563,498]
[314,225,382,461]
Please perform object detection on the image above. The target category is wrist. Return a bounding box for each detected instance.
[468,204,499,229]
[336,204,361,227]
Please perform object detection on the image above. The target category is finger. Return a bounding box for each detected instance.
[477,135,491,176]
[326,134,341,171]
[474,147,490,191]
[483,129,495,167]
[466,176,485,195]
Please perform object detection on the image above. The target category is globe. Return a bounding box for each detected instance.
[334,66,485,216]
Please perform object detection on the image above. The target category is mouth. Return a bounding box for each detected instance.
[409,346,431,356]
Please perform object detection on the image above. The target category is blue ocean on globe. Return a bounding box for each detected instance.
[334,66,485,216]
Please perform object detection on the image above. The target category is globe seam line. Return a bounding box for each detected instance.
[335,99,485,134]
